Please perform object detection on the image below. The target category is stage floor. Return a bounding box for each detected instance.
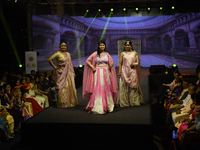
[21,68,153,150]
[25,67,151,124]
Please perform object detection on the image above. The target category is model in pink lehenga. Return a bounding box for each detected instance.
[117,40,145,107]
[82,40,118,114]
[48,42,78,108]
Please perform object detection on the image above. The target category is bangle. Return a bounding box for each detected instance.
[118,73,121,75]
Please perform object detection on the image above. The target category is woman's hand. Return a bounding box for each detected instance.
[92,67,96,73]
[175,107,179,110]
[109,65,112,71]
[14,92,17,97]
[130,63,135,69]
[118,73,121,78]
[176,110,181,114]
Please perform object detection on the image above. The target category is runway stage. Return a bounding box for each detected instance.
[21,68,153,150]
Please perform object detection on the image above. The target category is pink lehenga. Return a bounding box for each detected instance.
[82,52,118,114]
[52,52,78,108]
[118,51,145,107]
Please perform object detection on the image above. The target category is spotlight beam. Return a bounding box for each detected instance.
[84,10,89,18]
[0,4,21,66]
[77,10,100,66]
[124,11,128,34]
[80,10,100,44]
[100,11,112,40]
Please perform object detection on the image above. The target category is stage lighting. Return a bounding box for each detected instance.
[123,8,126,11]
[19,64,22,68]
[98,9,101,12]
[86,9,89,12]
[135,7,139,14]
[111,8,113,12]
[147,7,151,13]
[160,7,162,10]
[165,71,168,74]
[172,6,175,10]
[79,64,83,67]
[172,64,178,71]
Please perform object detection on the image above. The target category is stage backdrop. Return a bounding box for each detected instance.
[32,13,200,71]
[25,51,37,74]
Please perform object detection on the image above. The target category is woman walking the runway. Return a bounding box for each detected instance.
[117,40,145,107]
[48,42,78,108]
[82,40,118,114]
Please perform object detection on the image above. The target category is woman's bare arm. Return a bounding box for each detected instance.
[48,57,57,70]
[118,52,123,78]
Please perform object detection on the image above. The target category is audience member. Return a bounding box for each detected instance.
[158,70,180,106]
[0,76,7,86]
[2,84,22,132]
[11,79,31,121]
[26,77,46,108]
[36,76,52,106]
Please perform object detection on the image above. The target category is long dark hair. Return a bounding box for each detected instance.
[123,40,133,51]
[97,40,106,57]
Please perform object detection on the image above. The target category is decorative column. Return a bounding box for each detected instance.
[161,38,165,52]
[178,39,182,52]
[53,32,60,51]
[142,35,147,53]
[171,36,176,53]
[188,31,197,53]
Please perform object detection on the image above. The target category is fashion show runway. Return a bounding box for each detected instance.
[21,68,153,150]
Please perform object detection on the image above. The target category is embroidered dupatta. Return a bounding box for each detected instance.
[121,51,143,96]
[55,53,73,95]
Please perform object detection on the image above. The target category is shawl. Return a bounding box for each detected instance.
[122,51,143,96]
[55,53,73,95]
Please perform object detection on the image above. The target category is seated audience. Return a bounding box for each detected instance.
[165,78,183,111]
[2,84,22,132]
[158,70,180,106]
[26,77,46,108]
[169,80,190,109]
[49,70,56,88]
[11,79,31,121]
[171,85,197,124]
[30,70,36,79]
[43,72,55,102]
[165,84,196,127]
[35,76,52,106]
[19,78,44,115]
[0,75,7,86]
